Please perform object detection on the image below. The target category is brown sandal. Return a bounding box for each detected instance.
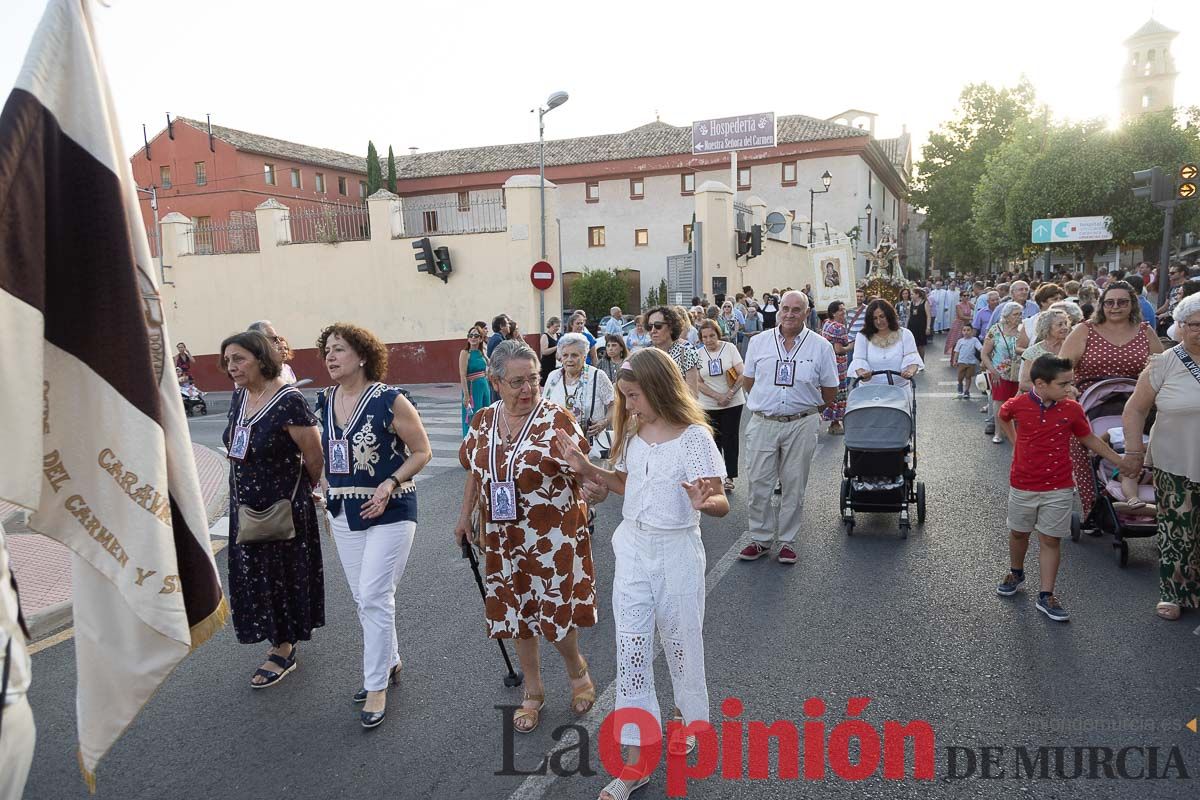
[568,659,596,715]
[513,693,545,734]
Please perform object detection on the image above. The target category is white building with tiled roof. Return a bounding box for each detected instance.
[135,111,911,297]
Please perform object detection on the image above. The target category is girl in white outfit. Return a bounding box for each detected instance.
[555,347,729,800]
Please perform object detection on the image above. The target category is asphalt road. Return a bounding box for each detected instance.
[21,346,1200,799]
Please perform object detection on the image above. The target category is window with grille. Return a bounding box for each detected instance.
[264,164,276,186]
[588,226,605,247]
[315,173,326,193]
[423,210,439,232]
[458,191,470,211]
[160,166,172,188]
[193,162,206,186]
[290,169,301,189]
[338,176,348,196]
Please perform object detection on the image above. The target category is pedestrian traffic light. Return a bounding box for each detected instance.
[433,246,452,282]
[1132,167,1174,205]
[412,237,434,274]
[736,230,751,258]
[750,224,763,258]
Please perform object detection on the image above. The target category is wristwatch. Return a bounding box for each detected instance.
[385,475,401,490]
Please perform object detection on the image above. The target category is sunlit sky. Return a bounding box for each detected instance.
[2,0,1197,168]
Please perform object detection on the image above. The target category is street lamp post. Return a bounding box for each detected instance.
[537,90,568,332]
[857,203,872,275]
[808,170,832,244]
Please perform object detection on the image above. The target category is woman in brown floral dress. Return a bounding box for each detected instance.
[456,340,598,735]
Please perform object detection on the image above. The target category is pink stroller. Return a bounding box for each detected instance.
[1079,378,1157,567]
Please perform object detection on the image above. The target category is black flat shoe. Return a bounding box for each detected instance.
[360,707,386,729]
[353,661,402,703]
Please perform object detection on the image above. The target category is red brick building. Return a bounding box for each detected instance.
[131,116,371,246]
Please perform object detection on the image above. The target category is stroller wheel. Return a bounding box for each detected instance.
[1070,513,1081,542]
[1115,539,1130,567]
[839,479,850,515]
[916,482,926,525]
[844,517,854,535]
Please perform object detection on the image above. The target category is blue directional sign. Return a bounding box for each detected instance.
[1032,219,1052,243]
[1031,216,1111,243]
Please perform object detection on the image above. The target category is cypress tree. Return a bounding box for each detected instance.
[387,146,397,193]
[366,140,382,196]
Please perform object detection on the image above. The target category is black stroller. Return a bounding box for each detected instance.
[181,384,207,416]
[840,370,926,538]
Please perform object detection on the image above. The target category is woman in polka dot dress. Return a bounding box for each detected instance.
[1060,280,1163,523]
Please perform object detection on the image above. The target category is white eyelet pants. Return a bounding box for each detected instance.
[330,512,416,691]
[612,519,708,746]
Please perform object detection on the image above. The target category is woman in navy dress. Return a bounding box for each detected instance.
[221,331,325,689]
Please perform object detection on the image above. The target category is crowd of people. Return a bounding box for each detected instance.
[105,258,1200,799]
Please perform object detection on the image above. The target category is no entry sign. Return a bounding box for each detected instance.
[530,261,555,291]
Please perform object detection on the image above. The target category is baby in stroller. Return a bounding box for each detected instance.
[1106,427,1156,517]
[178,371,208,416]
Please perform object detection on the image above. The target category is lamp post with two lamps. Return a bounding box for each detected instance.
[535,90,568,331]
[808,170,832,244]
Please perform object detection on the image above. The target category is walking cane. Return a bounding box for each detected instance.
[460,539,523,688]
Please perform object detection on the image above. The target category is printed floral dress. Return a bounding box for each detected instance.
[459,401,596,641]
[821,319,850,421]
[223,388,324,646]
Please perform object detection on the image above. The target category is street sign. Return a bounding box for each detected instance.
[530,261,554,291]
[1031,216,1112,244]
[1181,163,1198,181]
[1180,182,1197,199]
[691,113,775,155]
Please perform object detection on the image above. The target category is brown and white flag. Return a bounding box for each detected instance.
[0,0,226,787]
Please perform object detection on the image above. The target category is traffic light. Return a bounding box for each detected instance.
[412,237,434,274]
[1179,163,1198,200]
[750,224,763,258]
[1132,167,1173,205]
[433,246,452,282]
[736,230,751,257]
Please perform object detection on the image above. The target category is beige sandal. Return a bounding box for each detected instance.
[598,773,649,800]
[512,693,545,734]
[568,659,596,715]
[1156,602,1181,621]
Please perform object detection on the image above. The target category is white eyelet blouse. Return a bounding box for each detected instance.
[615,424,726,529]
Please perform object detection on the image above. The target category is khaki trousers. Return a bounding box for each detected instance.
[745,412,820,545]
[0,696,34,800]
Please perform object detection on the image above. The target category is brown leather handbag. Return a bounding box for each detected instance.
[235,465,304,544]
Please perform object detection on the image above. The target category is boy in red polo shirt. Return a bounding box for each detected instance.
[995,355,1125,621]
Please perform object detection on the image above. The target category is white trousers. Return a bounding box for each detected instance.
[330,513,416,691]
[0,696,34,800]
[612,520,708,747]
[745,412,820,545]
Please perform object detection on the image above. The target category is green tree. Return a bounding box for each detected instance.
[366,141,382,196]
[387,146,397,193]
[912,79,1038,270]
[971,115,1046,261]
[570,268,629,323]
[658,278,668,306]
[1106,110,1200,251]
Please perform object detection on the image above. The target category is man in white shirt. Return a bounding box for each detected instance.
[738,291,839,565]
[0,522,34,800]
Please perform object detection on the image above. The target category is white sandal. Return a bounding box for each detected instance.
[598,774,649,800]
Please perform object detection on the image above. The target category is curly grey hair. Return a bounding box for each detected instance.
[488,339,539,380]
[1033,308,1070,343]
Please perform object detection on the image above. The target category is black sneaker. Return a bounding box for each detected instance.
[1036,594,1070,622]
[997,572,1024,597]
[984,421,996,435]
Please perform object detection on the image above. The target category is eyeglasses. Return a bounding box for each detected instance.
[1102,298,1131,308]
[1182,321,1200,332]
[468,333,481,338]
[503,376,539,390]
[649,322,669,330]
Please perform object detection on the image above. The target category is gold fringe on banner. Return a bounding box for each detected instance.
[189,597,229,652]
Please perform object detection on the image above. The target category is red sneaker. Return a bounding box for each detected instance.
[776,544,798,564]
[738,542,770,561]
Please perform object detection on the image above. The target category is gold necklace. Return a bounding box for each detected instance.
[338,384,364,427]
[500,408,532,443]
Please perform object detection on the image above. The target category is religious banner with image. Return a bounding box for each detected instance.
[0,0,226,788]
[808,242,857,311]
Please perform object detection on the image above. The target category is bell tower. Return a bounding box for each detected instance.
[1120,19,1179,121]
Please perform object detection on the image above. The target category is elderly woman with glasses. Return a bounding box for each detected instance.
[456,340,597,736]
[460,326,493,436]
[544,332,616,443]
[1061,280,1164,524]
[647,305,701,396]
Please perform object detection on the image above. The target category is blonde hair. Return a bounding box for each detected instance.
[609,348,712,465]
[672,305,694,335]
